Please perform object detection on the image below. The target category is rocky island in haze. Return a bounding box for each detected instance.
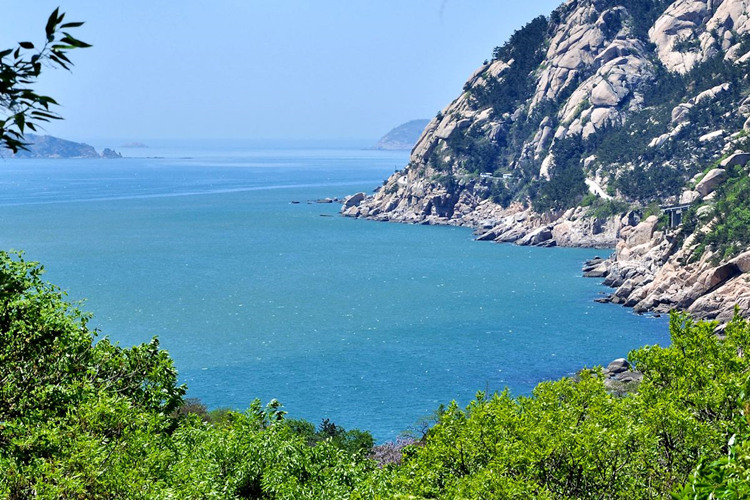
[345,0,750,324]
[1,133,122,159]
[372,119,429,150]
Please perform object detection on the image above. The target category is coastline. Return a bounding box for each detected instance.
[342,192,750,324]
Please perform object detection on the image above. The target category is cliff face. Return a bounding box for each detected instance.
[585,151,750,322]
[345,0,750,320]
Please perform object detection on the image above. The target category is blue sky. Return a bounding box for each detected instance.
[1,1,561,144]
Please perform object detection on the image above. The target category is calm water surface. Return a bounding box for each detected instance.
[0,144,669,441]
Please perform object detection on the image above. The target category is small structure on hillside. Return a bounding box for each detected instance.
[661,203,691,228]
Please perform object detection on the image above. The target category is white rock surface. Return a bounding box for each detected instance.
[650,0,750,74]
[695,168,728,196]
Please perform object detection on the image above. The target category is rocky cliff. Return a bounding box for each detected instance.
[585,151,750,323]
[344,0,750,321]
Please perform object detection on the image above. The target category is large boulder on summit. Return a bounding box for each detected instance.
[680,190,700,204]
[695,168,728,197]
[720,152,750,168]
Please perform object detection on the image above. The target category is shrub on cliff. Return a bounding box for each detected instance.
[532,135,588,212]
[690,158,750,262]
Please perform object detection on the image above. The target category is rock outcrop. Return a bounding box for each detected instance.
[601,357,644,393]
[101,148,123,159]
[343,0,750,321]
[592,217,750,323]
[346,0,750,230]
[650,0,750,74]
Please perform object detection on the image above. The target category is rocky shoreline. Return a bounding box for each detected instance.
[336,0,750,327]
[342,187,750,325]
[583,214,750,325]
[342,189,621,249]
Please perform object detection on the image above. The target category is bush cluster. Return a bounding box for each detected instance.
[3,252,750,497]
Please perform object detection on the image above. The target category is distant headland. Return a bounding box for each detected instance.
[372,119,429,151]
[0,134,122,159]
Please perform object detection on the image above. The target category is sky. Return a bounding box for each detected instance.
[0,1,562,145]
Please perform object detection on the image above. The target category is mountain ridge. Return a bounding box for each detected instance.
[343,0,750,322]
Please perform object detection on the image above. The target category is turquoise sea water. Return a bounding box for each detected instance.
[0,144,669,441]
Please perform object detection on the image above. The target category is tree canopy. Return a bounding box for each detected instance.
[2,249,750,498]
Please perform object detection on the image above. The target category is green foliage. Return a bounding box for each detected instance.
[0,251,185,497]
[673,397,750,498]
[0,251,184,423]
[583,196,631,219]
[615,164,684,203]
[366,313,750,499]
[486,178,513,207]
[642,200,662,219]
[160,409,378,500]
[430,172,457,192]
[474,16,548,116]
[284,417,375,456]
[621,0,672,39]
[0,9,90,153]
[491,15,548,63]
[5,251,750,498]
[689,161,750,262]
[532,136,588,212]
[673,35,701,53]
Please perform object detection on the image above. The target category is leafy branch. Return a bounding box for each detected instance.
[0,8,90,153]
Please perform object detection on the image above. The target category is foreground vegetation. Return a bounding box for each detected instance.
[2,251,750,498]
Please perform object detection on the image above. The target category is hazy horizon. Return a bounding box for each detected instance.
[1,1,561,146]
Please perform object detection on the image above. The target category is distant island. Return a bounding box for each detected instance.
[372,119,429,150]
[120,142,148,148]
[0,134,122,159]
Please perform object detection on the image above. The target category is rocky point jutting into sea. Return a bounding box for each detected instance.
[344,0,750,324]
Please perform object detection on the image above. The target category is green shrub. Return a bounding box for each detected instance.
[587,198,631,219]
[4,251,750,498]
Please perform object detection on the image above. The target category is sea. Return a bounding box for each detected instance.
[0,141,670,441]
